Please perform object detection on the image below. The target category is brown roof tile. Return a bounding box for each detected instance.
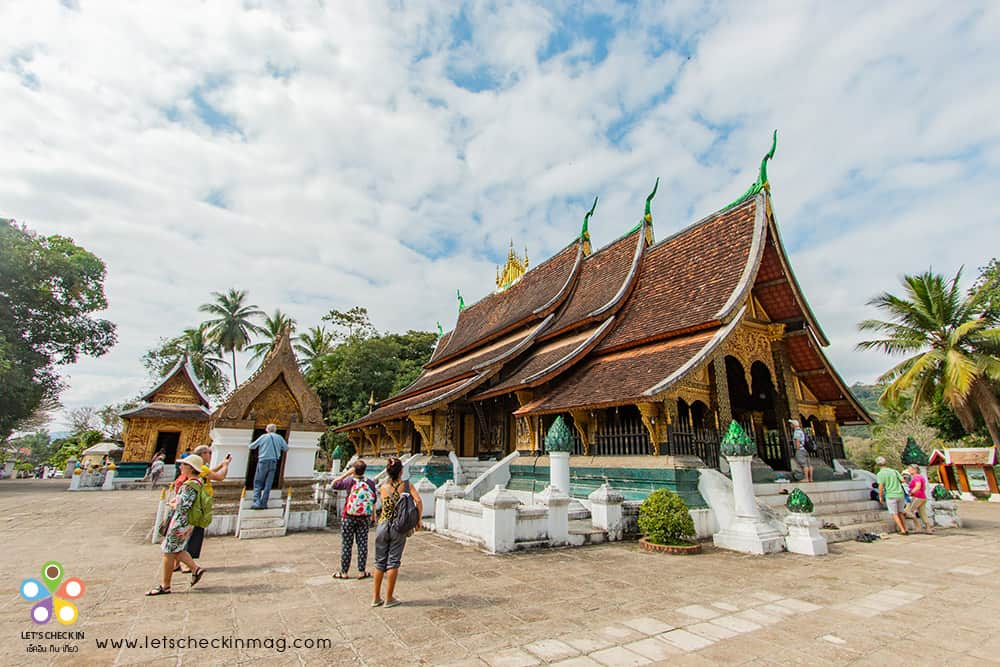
[429,242,580,365]
[515,330,719,415]
[543,230,641,339]
[596,198,759,352]
[121,403,211,421]
[339,376,474,431]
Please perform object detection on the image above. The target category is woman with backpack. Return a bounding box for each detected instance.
[330,460,377,580]
[146,454,208,596]
[372,457,422,608]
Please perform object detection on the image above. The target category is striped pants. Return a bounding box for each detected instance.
[340,515,371,573]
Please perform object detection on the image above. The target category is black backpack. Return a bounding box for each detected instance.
[804,432,817,454]
[390,481,420,534]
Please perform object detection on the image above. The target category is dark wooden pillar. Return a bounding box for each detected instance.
[712,355,733,426]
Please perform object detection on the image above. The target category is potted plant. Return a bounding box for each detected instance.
[638,489,701,554]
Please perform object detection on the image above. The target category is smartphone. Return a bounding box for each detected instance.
[225,453,232,461]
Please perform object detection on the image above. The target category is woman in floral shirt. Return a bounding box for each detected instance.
[147,454,207,595]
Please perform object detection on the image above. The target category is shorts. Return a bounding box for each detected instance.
[885,497,905,514]
[374,521,407,572]
[794,448,810,467]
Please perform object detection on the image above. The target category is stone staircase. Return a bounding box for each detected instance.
[236,491,286,539]
[456,457,498,485]
[755,479,896,543]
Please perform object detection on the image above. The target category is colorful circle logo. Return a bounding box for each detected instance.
[20,561,85,625]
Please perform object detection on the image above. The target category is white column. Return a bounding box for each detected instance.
[539,485,570,545]
[434,480,461,531]
[209,427,255,481]
[480,485,520,554]
[414,477,437,518]
[713,455,784,555]
[588,483,625,541]
[69,471,81,491]
[102,468,116,491]
[549,451,570,495]
[784,514,828,556]
[285,431,321,479]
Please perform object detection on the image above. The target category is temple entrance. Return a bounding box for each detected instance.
[155,431,180,463]
[725,356,788,470]
[243,428,289,490]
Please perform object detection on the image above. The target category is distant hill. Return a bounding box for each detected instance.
[843,383,882,437]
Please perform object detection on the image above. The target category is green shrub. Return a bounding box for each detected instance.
[638,489,696,546]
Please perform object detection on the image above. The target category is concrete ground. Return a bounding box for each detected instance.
[2,479,999,666]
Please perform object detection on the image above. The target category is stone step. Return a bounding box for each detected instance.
[238,526,287,539]
[241,508,285,521]
[240,516,285,530]
[758,489,873,506]
[821,519,897,543]
[812,510,890,528]
[754,480,870,495]
[239,500,285,510]
[513,539,549,550]
[763,499,883,515]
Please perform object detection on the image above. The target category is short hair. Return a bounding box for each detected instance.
[875,456,887,466]
[353,459,367,476]
[908,463,921,471]
[193,445,211,457]
[386,457,403,481]
[266,424,277,433]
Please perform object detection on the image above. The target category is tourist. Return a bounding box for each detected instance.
[174,445,232,573]
[249,424,287,510]
[148,453,165,485]
[789,419,813,483]
[330,460,377,580]
[372,457,422,608]
[175,448,191,478]
[905,463,933,534]
[875,456,908,535]
[146,454,207,596]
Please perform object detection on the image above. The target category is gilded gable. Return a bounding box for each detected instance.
[246,377,301,427]
[151,373,201,405]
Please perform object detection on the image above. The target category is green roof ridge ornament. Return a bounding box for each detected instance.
[544,415,574,453]
[786,487,814,513]
[457,289,465,312]
[724,129,778,210]
[720,420,756,457]
[581,196,597,255]
[436,321,443,339]
[625,178,659,239]
[901,436,929,466]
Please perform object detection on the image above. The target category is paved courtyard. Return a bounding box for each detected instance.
[2,480,1000,666]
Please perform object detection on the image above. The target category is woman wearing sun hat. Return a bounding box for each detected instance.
[147,454,207,596]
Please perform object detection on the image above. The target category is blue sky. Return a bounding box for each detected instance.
[1,1,998,428]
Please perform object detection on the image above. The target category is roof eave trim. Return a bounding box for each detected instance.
[764,192,831,346]
[587,225,646,319]
[471,313,556,371]
[714,192,768,323]
[803,327,874,424]
[643,307,747,397]
[532,243,584,316]
[522,316,616,385]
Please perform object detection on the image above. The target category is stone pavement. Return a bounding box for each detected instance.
[3,479,1000,666]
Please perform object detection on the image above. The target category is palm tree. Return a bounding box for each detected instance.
[858,269,1000,446]
[198,289,265,386]
[294,325,335,372]
[176,324,230,397]
[246,309,297,368]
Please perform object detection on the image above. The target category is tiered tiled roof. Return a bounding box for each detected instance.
[339,186,870,432]
[121,355,212,422]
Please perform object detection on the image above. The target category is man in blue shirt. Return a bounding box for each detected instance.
[249,424,288,509]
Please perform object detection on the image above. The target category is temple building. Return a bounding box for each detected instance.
[338,134,871,497]
[121,356,212,465]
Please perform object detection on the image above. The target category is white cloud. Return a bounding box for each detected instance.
[1,1,997,430]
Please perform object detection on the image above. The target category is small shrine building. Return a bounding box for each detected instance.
[120,356,212,465]
[338,135,871,496]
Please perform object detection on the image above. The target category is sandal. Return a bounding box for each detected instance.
[371,599,384,607]
[358,571,372,580]
[332,572,349,580]
[146,585,171,596]
[190,568,206,587]
[383,598,401,608]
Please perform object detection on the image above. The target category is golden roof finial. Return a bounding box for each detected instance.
[496,239,529,291]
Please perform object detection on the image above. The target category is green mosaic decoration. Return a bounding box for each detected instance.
[581,196,598,242]
[724,130,777,210]
[786,487,814,513]
[932,484,952,501]
[544,415,574,453]
[720,420,756,457]
[900,436,929,466]
[457,289,465,312]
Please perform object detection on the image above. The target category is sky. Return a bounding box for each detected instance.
[2,1,998,432]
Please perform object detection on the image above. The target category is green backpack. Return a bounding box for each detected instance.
[184,479,214,528]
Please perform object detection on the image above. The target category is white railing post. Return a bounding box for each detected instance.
[283,488,292,527]
[235,488,246,538]
[151,487,166,544]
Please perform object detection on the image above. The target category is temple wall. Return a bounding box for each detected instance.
[121,417,210,462]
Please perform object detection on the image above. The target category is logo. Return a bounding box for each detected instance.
[19,561,85,625]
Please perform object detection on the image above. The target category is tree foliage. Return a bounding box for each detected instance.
[198,288,264,386]
[142,324,230,399]
[638,489,696,546]
[858,269,1000,446]
[294,326,335,373]
[0,219,116,440]
[247,309,296,368]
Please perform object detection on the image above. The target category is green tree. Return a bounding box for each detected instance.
[198,289,264,387]
[973,258,999,325]
[246,309,296,368]
[294,326,335,373]
[323,306,378,341]
[48,429,102,469]
[8,431,56,467]
[858,269,1000,446]
[0,219,116,440]
[142,324,230,398]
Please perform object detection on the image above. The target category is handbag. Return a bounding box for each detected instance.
[158,515,171,538]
